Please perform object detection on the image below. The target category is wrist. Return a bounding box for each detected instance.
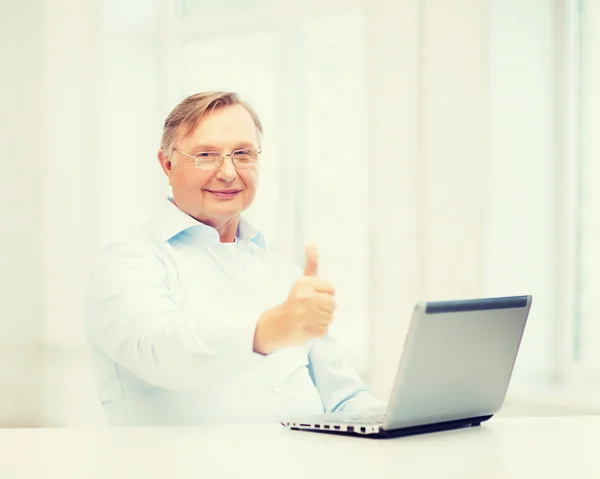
[253,304,285,355]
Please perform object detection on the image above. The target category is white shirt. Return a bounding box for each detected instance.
[85,198,382,426]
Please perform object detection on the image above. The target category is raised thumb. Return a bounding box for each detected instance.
[303,244,319,276]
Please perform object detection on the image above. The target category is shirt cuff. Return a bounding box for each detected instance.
[333,390,387,412]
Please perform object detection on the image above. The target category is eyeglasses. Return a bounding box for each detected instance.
[172,147,261,170]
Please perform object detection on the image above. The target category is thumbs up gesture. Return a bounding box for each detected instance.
[253,244,337,354]
[303,243,319,276]
[292,243,336,329]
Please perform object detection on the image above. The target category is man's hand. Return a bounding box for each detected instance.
[253,244,336,355]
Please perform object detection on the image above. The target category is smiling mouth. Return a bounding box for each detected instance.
[206,189,241,198]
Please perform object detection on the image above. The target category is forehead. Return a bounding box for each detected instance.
[182,104,259,148]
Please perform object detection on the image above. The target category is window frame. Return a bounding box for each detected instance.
[562,0,600,384]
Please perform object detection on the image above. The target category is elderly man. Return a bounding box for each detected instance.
[85,91,382,426]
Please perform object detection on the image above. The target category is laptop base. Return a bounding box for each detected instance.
[286,415,493,439]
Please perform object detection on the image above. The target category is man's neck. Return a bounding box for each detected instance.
[169,197,240,243]
[213,216,240,243]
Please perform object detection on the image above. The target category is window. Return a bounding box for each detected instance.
[573,0,600,370]
[298,7,370,374]
[181,0,270,15]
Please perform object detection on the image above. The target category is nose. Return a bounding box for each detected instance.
[215,156,237,182]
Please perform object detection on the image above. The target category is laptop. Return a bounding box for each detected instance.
[281,295,532,438]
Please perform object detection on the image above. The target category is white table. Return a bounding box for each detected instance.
[0,416,597,478]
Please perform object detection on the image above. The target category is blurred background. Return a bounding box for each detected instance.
[0,0,598,427]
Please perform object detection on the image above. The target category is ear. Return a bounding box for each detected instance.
[157,149,175,185]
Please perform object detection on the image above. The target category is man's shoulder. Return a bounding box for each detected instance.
[96,219,165,265]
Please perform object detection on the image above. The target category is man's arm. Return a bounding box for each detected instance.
[274,246,384,412]
[85,244,268,392]
[86,242,336,392]
[308,334,386,413]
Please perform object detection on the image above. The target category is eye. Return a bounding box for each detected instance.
[194,151,219,159]
[233,149,258,160]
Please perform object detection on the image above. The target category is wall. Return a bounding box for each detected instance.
[0,0,45,425]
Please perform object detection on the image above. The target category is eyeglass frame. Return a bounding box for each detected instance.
[172,146,262,170]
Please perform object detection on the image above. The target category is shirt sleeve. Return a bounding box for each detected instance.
[308,334,386,413]
[85,243,267,392]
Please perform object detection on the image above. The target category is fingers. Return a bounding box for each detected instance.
[315,293,336,314]
[293,244,335,341]
[300,244,334,294]
[298,276,335,295]
[292,279,335,315]
[303,244,319,276]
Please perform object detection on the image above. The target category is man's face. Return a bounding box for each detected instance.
[160,104,259,227]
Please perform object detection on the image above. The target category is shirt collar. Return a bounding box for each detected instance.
[157,197,265,249]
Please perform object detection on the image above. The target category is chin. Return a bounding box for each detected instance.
[209,205,245,219]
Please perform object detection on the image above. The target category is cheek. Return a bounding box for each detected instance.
[171,168,212,190]
[240,169,258,192]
